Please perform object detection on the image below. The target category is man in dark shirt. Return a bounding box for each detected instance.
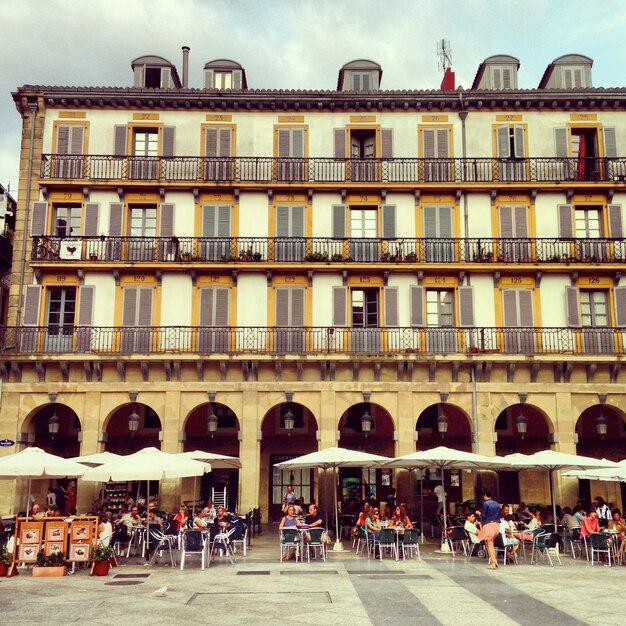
[304,503,323,527]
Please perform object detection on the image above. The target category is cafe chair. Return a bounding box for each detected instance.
[179,530,208,570]
[566,527,586,560]
[209,526,237,566]
[465,536,487,562]
[147,526,177,568]
[400,528,421,561]
[112,524,130,557]
[373,528,398,561]
[305,527,327,563]
[279,528,301,562]
[589,532,613,567]
[230,521,248,557]
[355,527,372,557]
[531,531,562,566]
[447,525,467,557]
[493,533,514,566]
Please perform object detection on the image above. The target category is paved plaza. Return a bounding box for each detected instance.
[2,529,624,625]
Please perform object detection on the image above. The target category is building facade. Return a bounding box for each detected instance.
[3,50,626,518]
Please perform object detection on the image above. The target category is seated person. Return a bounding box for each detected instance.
[173,505,189,532]
[147,509,163,527]
[580,509,599,538]
[214,505,232,529]
[31,503,45,519]
[304,503,324,528]
[500,514,520,560]
[203,500,216,523]
[381,504,393,523]
[574,505,587,525]
[119,505,143,529]
[365,507,382,541]
[607,508,625,535]
[193,508,209,529]
[513,508,541,542]
[560,507,579,530]
[279,504,298,529]
[389,505,413,529]
[514,501,530,522]
[464,511,482,546]
[293,501,304,516]
[356,503,371,528]
[501,504,515,522]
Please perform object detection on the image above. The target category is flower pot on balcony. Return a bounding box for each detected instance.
[32,566,66,577]
[89,254,98,262]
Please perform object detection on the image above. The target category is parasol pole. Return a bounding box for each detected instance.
[322,467,329,531]
[419,469,425,543]
[440,466,451,552]
[332,465,345,552]
[549,469,557,531]
[26,476,32,517]
[192,476,197,517]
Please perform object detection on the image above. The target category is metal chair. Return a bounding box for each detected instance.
[147,526,177,567]
[355,526,372,557]
[179,530,208,570]
[373,528,398,561]
[230,522,248,557]
[400,528,421,561]
[209,526,237,566]
[447,525,467,556]
[279,528,301,562]
[590,532,613,567]
[305,527,327,563]
[531,531,562,566]
[567,527,586,559]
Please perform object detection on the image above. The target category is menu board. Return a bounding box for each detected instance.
[44,521,67,557]
[68,519,95,563]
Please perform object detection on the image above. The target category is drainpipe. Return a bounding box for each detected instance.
[471,363,479,454]
[16,99,38,329]
[458,93,469,244]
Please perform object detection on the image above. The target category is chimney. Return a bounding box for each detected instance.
[182,46,190,88]
[440,67,455,91]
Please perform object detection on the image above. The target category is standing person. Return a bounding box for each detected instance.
[54,482,65,517]
[46,487,57,509]
[283,485,296,511]
[594,497,611,522]
[433,483,446,514]
[66,481,77,515]
[477,489,501,570]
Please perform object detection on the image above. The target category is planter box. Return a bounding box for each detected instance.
[32,566,66,578]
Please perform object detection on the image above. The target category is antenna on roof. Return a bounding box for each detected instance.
[437,39,452,71]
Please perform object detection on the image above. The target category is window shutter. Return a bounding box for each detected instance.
[218,128,232,157]
[232,70,242,90]
[573,69,583,88]
[514,205,528,238]
[83,202,100,237]
[108,202,124,236]
[199,288,214,325]
[384,287,399,327]
[499,206,513,237]
[122,288,137,326]
[291,288,305,326]
[423,206,437,237]
[70,126,84,154]
[352,74,361,91]
[502,289,518,326]
[496,126,510,158]
[161,68,171,89]
[134,66,144,88]
[614,287,626,327]
[332,287,347,327]
[362,73,371,90]
[291,129,304,158]
[23,285,42,326]
[503,68,512,89]
[604,128,617,158]
[114,125,127,156]
[608,204,623,238]
[201,287,230,326]
[513,126,525,158]
[565,286,581,327]
[381,129,393,159]
[563,68,573,89]
[558,204,574,238]
[381,205,396,239]
[56,125,70,154]
[77,285,95,325]
[410,285,424,327]
[276,206,290,237]
[276,288,290,326]
[205,69,214,89]
[334,129,346,158]
[422,128,435,158]
[458,286,475,327]
[217,205,231,237]
[492,68,502,90]
[439,206,452,238]
[202,205,216,237]
[292,206,305,237]
[162,126,175,157]
[278,129,290,158]
[214,288,230,325]
[31,201,48,236]
[137,288,153,326]
[436,129,449,158]
[159,203,174,237]
[518,289,534,326]
[205,128,218,156]
[554,127,569,158]
[332,205,346,238]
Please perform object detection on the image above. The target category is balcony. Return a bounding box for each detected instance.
[31,235,626,266]
[40,155,626,185]
[2,325,624,356]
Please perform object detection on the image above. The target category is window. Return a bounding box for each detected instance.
[53,205,81,237]
[490,66,515,89]
[496,125,525,182]
[502,288,535,353]
[276,128,305,181]
[426,289,456,352]
[350,207,378,261]
[214,71,232,89]
[45,287,76,352]
[421,127,451,182]
[128,206,157,261]
[275,205,305,261]
[562,66,585,89]
[130,128,159,180]
[142,67,171,89]
[351,288,380,353]
[351,72,374,91]
[575,206,607,261]
[581,290,608,327]
[54,124,86,179]
[275,287,305,353]
[423,205,453,261]
[198,287,229,353]
[204,127,233,180]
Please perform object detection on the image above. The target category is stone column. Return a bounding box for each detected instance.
[238,388,260,515]
[159,390,181,513]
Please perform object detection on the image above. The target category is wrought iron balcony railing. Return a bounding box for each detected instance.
[40,154,626,185]
[2,325,624,356]
[31,234,626,265]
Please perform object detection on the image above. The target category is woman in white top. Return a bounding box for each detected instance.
[98,512,114,547]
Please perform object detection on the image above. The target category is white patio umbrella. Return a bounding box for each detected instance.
[70,451,122,467]
[178,451,241,515]
[385,446,512,549]
[0,447,88,516]
[504,450,617,526]
[562,459,626,482]
[275,447,391,552]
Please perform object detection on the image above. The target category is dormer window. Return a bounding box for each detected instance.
[144,67,170,88]
[337,60,382,92]
[490,66,516,90]
[204,59,246,90]
[471,55,520,90]
[538,54,593,89]
[214,71,233,89]
[351,72,375,91]
[561,66,586,89]
[131,55,181,89]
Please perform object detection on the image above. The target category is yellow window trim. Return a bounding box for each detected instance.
[490,123,528,158]
[51,120,90,154]
[191,283,236,327]
[113,281,159,327]
[200,123,237,157]
[417,124,454,159]
[195,194,239,240]
[127,122,164,155]
[267,284,311,327]
[272,124,309,158]
[268,195,310,238]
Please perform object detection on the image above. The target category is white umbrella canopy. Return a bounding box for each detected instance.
[0,447,88,516]
[179,450,241,469]
[275,447,391,551]
[504,450,617,524]
[563,460,626,481]
[385,446,512,537]
[69,451,122,467]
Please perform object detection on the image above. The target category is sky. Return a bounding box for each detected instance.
[2,0,626,200]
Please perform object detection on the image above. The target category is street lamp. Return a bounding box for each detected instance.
[436,409,448,438]
[48,410,60,438]
[361,410,373,436]
[596,413,608,438]
[207,410,218,437]
[516,413,528,439]
[283,409,295,434]
[128,409,140,436]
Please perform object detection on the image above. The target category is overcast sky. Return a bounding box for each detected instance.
[3,0,626,200]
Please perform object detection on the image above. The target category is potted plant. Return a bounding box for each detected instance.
[0,546,12,577]
[91,545,115,576]
[32,549,66,577]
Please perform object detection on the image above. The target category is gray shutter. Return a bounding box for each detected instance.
[137,288,153,326]
[160,68,171,89]
[214,288,230,326]
[352,74,361,91]
[31,201,48,236]
[232,70,242,90]
[384,287,399,327]
[291,288,305,326]
[614,287,626,327]
[276,206,289,237]
[565,286,581,327]
[558,204,574,238]
[410,285,424,327]
[604,128,617,158]
[205,128,218,156]
[381,205,396,239]
[134,66,144,88]
[503,68,512,89]
[496,126,510,158]
[202,205,216,237]
[205,69,214,89]
[278,129,290,158]
[334,129,346,158]
[332,287,347,327]
[513,126,525,158]
[362,73,371,90]
[276,288,290,326]
[436,129,449,158]
[423,128,435,158]
[514,206,528,237]
[423,206,437,237]
[554,127,569,157]
[114,125,127,156]
[219,128,232,157]
[502,289,519,326]
[23,285,42,326]
[381,129,393,159]
[439,206,452,238]
[122,288,138,326]
[458,286,475,327]
[70,126,84,154]
[217,205,231,236]
[108,203,124,236]
[608,204,623,238]
[492,68,502,89]
[499,206,513,237]
[332,205,346,238]
[159,203,174,237]
[162,126,175,157]
[56,125,70,154]
[77,285,94,325]
[83,202,100,237]
[291,129,304,158]
[199,288,214,325]
[292,206,305,237]
[518,289,534,326]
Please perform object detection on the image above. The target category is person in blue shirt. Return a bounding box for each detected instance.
[478,489,501,570]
